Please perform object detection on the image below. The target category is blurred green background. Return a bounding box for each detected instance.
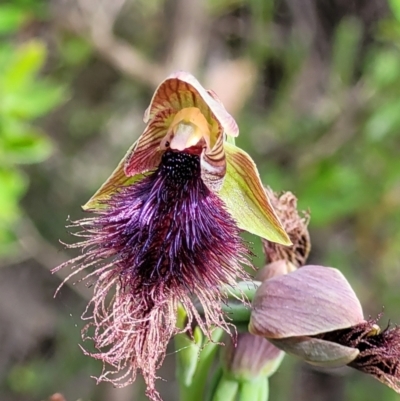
[1,0,400,400]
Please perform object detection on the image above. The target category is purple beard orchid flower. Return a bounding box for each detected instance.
[53,72,290,400]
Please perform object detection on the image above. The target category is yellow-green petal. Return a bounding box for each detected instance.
[219,142,291,245]
[83,110,173,210]
[82,142,145,211]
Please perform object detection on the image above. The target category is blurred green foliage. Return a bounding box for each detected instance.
[0,3,65,255]
[252,14,400,227]
[247,8,400,288]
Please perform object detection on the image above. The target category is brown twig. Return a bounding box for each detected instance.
[165,0,209,73]
[52,0,165,87]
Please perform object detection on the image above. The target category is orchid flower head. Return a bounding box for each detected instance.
[54,71,290,401]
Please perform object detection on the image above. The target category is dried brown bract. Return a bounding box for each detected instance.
[263,188,310,267]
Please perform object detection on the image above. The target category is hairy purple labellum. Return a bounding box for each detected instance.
[56,150,249,400]
[99,150,247,290]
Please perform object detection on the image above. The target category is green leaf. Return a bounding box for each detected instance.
[0,168,27,224]
[3,81,65,119]
[0,5,27,34]
[366,49,400,88]
[364,99,400,141]
[389,0,400,23]
[0,124,53,164]
[219,142,291,245]
[298,162,366,226]
[1,40,46,91]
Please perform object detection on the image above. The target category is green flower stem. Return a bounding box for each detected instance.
[238,377,269,401]
[221,300,252,323]
[211,373,239,401]
[196,281,262,323]
[178,328,224,401]
[177,281,262,401]
[238,378,262,401]
[207,365,223,401]
[194,300,253,323]
[258,378,269,401]
[222,280,261,323]
[221,280,261,301]
[175,326,202,386]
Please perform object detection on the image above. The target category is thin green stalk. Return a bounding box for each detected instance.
[196,281,262,323]
[239,377,269,401]
[178,328,224,401]
[207,365,223,401]
[258,378,269,401]
[221,280,261,301]
[177,281,262,401]
[210,373,238,401]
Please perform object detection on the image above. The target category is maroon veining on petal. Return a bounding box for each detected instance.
[54,150,249,400]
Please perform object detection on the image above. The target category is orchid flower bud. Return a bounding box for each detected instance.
[222,332,284,381]
[211,333,281,401]
[249,265,400,393]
